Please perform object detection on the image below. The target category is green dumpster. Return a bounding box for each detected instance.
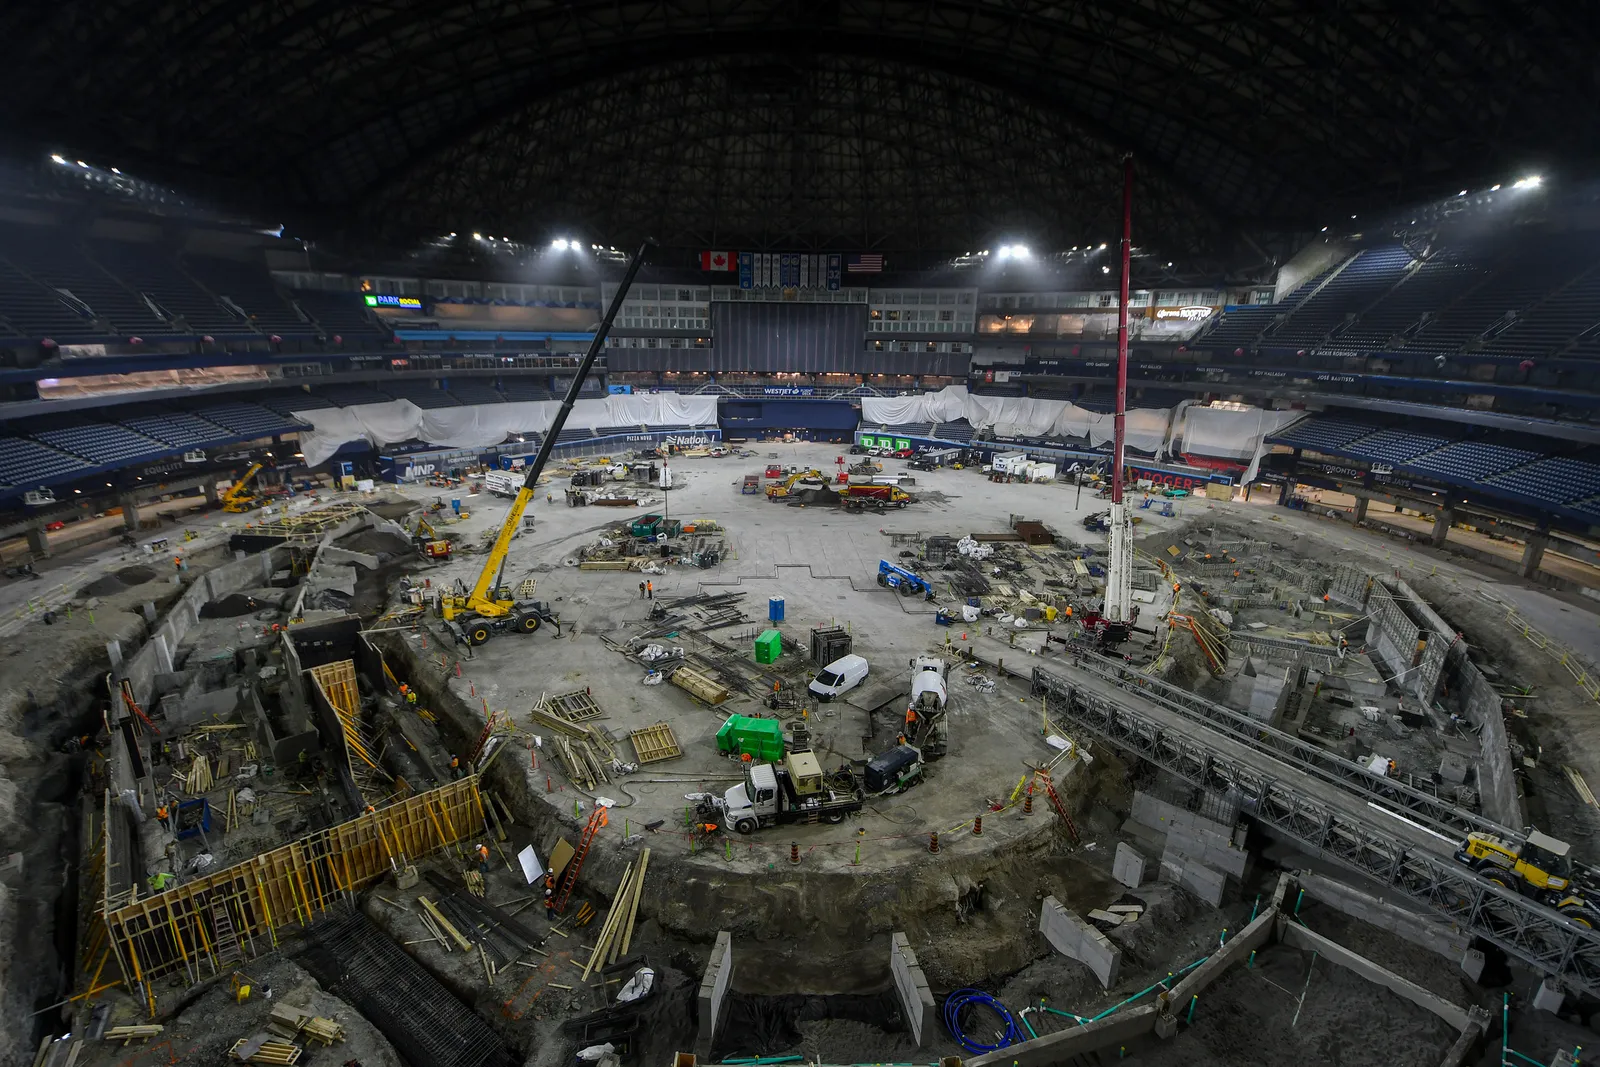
[715,715,785,762]
[754,628,783,664]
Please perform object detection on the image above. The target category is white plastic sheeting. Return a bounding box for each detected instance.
[1174,405,1301,461]
[861,385,1172,454]
[292,392,719,465]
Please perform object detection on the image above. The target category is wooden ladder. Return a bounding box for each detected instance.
[553,808,605,913]
[1036,770,1081,844]
[210,901,242,968]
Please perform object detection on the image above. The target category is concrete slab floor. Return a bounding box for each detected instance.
[374,443,1183,872]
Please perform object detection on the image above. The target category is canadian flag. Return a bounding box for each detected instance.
[700,250,734,271]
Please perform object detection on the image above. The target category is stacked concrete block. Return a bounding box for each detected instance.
[1132,791,1248,905]
[1113,842,1146,888]
[1039,896,1120,988]
[890,933,935,1046]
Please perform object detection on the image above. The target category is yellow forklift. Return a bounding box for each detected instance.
[436,239,652,648]
[1456,829,1596,926]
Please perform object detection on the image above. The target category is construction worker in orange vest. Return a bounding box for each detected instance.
[476,843,491,874]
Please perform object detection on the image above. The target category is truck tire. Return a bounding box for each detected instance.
[470,625,492,645]
[895,501,906,509]
[517,613,541,634]
[734,818,758,835]
[877,574,889,588]
[823,812,845,824]
[900,581,916,597]
[1561,904,1596,929]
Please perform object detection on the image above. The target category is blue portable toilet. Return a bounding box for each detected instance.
[769,596,786,622]
[451,498,462,515]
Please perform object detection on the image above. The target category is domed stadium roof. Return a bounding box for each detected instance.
[4,1,1582,262]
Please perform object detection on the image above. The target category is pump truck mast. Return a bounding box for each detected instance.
[440,239,654,647]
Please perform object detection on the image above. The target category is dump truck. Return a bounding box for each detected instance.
[695,756,863,833]
[1456,830,1598,925]
[841,484,912,510]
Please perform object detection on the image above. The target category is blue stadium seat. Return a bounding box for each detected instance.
[1404,441,1541,481]
[381,381,461,408]
[1198,261,1345,349]
[1267,416,1378,453]
[0,437,90,487]
[31,418,169,465]
[290,290,388,338]
[1484,458,1600,506]
[188,402,308,438]
[184,257,309,333]
[1336,246,1489,350]
[446,381,507,405]
[499,381,555,402]
[1266,246,1416,348]
[313,384,395,407]
[0,256,96,339]
[0,224,179,335]
[88,241,248,335]
[1342,428,1456,464]
[119,410,233,448]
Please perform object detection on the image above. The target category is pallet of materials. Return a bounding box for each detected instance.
[629,722,682,764]
[229,1035,303,1063]
[669,665,731,705]
[538,690,605,723]
[104,1025,164,1045]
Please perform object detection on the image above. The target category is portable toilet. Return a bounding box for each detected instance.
[754,628,783,664]
[769,596,786,622]
[715,715,785,762]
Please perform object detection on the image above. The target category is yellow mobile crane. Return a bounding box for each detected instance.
[438,240,652,648]
[221,463,265,513]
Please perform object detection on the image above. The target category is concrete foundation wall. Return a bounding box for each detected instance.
[1132,792,1248,879]
[1166,908,1277,1007]
[890,932,935,1046]
[1293,870,1468,960]
[1279,921,1472,1031]
[1449,649,1524,828]
[1039,895,1121,988]
[696,931,733,1059]
[966,1005,1157,1067]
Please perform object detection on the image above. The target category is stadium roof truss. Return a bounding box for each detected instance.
[4,0,1583,258]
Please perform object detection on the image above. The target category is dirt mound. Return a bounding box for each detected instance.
[116,565,157,585]
[82,575,127,596]
[200,593,269,619]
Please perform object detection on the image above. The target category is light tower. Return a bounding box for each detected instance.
[1103,155,1137,639]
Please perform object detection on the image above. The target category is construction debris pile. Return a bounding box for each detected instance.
[568,516,727,572]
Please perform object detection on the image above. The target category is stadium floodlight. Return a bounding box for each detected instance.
[552,238,570,251]
[1101,265,1111,274]
[111,167,120,175]
[50,154,66,165]
[1458,189,1467,196]
[1490,184,1501,191]
[1512,175,1542,189]
[996,246,1011,260]
[472,232,483,240]
[1010,245,1030,260]
[76,160,88,168]
[1098,242,1108,250]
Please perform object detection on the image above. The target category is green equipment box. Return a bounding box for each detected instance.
[754,628,783,664]
[715,715,785,762]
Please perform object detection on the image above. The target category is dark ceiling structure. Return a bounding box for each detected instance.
[3,1,1588,269]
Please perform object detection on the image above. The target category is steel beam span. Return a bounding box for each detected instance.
[1033,665,1600,993]
[1069,652,1514,844]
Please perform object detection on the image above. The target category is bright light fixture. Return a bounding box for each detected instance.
[1098,242,1108,250]
[1490,184,1500,191]
[472,232,483,240]
[50,154,66,165]
[552,238,570,250]
[1512,175,1542,189]
[1101,265,1111,274]
[76,160,88,168]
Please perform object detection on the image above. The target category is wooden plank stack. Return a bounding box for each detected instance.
[529,704,616,790]
[185,755,214,795]
[581,848,650,979]
[104,1025,163,1045]
[669,666,730,705]
[228,1037,302,1064]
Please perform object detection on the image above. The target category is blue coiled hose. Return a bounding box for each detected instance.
[942,987,1022,1054]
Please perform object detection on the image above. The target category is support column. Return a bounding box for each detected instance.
[204,482,221,508]
[1521,533,1549,578]
[1431,508,1453,547]
[1353,497,1369,523]
[120,496,141,532]
[24,526,49,558]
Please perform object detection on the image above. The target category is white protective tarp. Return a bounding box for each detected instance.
[1175,406,1302,462]
[292,392,719,465]
[862,385,1172,454]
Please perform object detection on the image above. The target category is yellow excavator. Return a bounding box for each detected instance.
[766,468,823,500]
[221,463,265,513]
[437,239,652,648]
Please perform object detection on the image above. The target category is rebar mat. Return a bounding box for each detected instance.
[300,910,518,1067]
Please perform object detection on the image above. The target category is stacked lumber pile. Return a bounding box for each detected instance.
[529,705,616,790]
[105,1025,163,1044]
[266,1005,346,1046]
[228,1036,302,1063]
[582,848,650,978]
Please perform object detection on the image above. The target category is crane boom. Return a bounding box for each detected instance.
[460,240,653,615]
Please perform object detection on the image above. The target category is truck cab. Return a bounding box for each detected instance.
[719,760,857,833]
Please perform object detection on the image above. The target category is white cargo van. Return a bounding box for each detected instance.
[809,654,869,702]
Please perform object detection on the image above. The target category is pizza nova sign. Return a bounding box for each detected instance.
[1153,305,1216,321]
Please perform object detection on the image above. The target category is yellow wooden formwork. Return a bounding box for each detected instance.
[102,778,484,1001]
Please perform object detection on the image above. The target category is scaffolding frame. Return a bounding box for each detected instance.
[102,778,484,1003]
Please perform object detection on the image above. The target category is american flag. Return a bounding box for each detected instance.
[846,253,884,273]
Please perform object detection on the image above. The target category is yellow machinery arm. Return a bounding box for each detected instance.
[221,462,264,509]
[451,239,654,620]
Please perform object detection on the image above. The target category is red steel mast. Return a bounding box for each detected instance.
[1112,154,1133,504]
